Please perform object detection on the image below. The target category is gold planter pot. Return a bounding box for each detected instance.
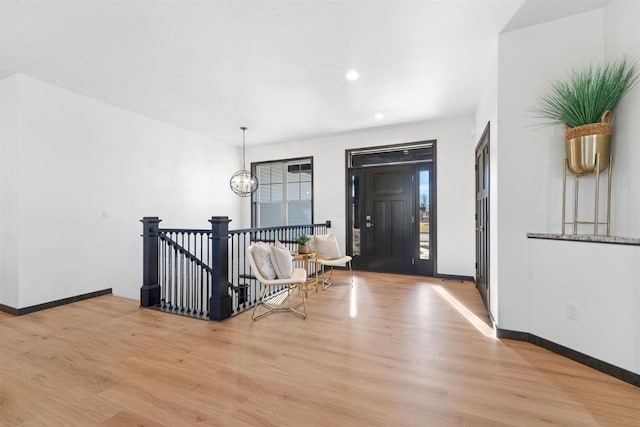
[565,134,610,175]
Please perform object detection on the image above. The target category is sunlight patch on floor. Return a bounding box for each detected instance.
[433,285,495,339]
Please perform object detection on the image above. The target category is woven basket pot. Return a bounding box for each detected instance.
[297,244,310,254]
[564,110,612,175]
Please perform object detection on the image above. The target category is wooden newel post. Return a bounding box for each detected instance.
[209,216,233,321]
[140,216,162,307]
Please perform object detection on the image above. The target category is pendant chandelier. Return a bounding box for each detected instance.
[229,126,258,197]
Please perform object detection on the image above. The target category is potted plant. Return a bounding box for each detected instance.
[532,59,638,175]
[296,234,310,254]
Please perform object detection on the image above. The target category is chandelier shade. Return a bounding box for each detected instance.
[229,127,258,197]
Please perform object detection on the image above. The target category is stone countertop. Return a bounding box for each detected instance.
[527,233,640,246]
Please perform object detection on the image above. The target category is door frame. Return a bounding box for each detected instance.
[474,122,490,310]
[345,140,437,276]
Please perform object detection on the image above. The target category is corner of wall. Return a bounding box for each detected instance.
[0,73,20,308]
[495,8,605,332]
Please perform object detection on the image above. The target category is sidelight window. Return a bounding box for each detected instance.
[419,169,430,260]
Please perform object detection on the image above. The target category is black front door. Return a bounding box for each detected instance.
[362,165,414,274]
[475,123,490,309]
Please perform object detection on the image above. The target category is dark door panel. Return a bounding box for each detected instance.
[475,123,490,310]
[363,166,414,274]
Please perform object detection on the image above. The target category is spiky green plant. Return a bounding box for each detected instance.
[532,59,638,127]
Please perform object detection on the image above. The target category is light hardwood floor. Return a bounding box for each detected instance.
[0,272,638,426]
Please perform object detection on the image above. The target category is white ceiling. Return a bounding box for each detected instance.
[0,0,605,145]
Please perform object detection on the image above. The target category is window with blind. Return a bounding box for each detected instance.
[252,157,313,227]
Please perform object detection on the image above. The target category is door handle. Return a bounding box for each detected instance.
[476,226,484,232]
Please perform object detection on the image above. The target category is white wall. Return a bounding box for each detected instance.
[245,116,477,277]
[530,240,640,373]
[604,0,640,379]
[605,0,640,238]
[474,36,499,322]
[1,74,241,308]
[497,9,605,332]
[495,4,640,374]
[0,75,20,308]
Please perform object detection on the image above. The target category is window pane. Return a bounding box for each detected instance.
[419,170,430,260]
[258,165,271,185]
[271,163,284,183]
[259,184,271,202]
[271,183,283,202]
[288,202,311,225]
[351,174,360,256]
[260,203,282,227]
[287,164,301,183]
[299,170,312,182]
[287,181,301,201]
[300,181,311,201]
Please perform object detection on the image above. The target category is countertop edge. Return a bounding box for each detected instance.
[526,233,640,246]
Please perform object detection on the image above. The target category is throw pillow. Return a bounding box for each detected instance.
[307,235,316,252]
[314,234,341,260]
[274,239,287,250]
[252,242,277,280]
[270,245,293,279]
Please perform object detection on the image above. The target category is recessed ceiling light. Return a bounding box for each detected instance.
[374,113,384,120]
[346,70,359,81]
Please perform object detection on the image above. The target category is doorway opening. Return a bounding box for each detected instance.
[346,141,437,276]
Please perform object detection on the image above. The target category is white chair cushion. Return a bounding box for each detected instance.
[269,245,293,279]
[314,234,341,260]
[262,267,307,285]
[252,242,276,280]
[319,255,352,266]
[274,239,287,249]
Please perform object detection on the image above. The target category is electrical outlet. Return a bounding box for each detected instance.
[566,303,579,321]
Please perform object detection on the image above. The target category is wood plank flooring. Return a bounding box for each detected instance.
[0,272,638,426]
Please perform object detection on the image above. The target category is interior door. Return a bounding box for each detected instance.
[363,165,414,273]
[475,123,490,308]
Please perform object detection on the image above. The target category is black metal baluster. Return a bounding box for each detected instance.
[167,241,171,310]
[199,232,203,315]
[186,252,191,314]
[238,232,246,309]
[191,258,195,316]
[160,238,166,308]
[187,233,192,314]
[190,245,195,314]
[176,234,181,311]
[230,232,235,314]
[180,233,185,312]
[174,244,178,311]
[191,257,195,314]
[175,241,179,311]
